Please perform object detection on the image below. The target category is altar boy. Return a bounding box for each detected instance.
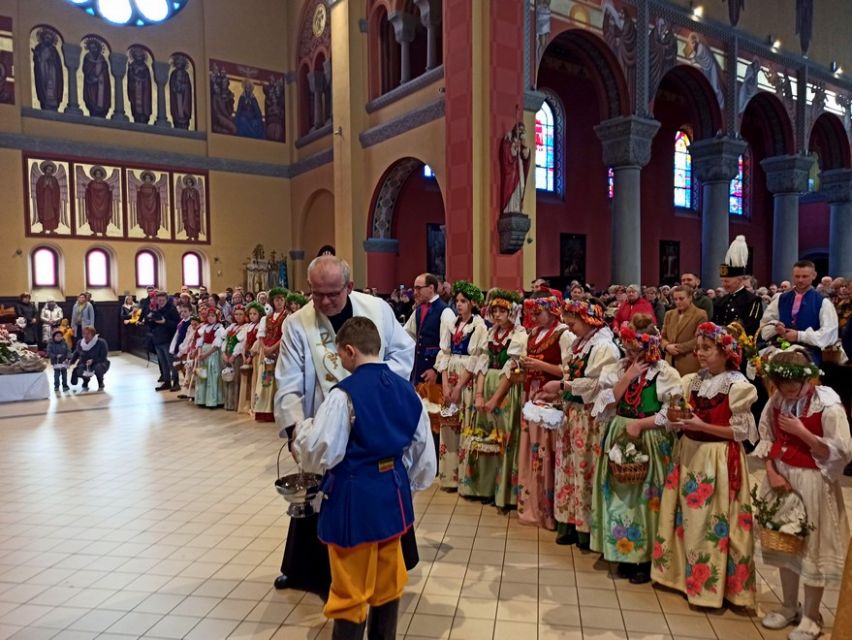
[293,317,436,640]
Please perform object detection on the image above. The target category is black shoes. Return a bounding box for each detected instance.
[155,383,171,391]
[629,562,652,584]
[273,574,288,590]
[170,384,181,391]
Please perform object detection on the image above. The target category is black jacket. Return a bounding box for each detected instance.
[149,301,180,346]
[713,288,763,336]
[70,337,109,366]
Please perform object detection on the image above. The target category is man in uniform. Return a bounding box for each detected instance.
[713,236,763,336]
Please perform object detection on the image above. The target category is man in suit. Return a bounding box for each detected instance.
[661,285,707,375]
[680,272,715,320]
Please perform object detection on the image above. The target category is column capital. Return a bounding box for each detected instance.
[109,52,127,79]
[689,136,748,183]
[594,116,661,168]
[152,60,170,86]
[414,0,441,27]
[363,238,400,254]
[760,154,814,195]
[61,42,82,69]
[523,90,546,113]
[820,168,852,204]
[388,11,418,44]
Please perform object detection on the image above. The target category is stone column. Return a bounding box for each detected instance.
[414,0,442,70]
[594,115,660,285]
[389,11,417,84]
[153,60,170,127]
[61,42,83,116]
[690,136,748,288]
[308,69,325,129]
[322,59,332,125]
[108,51,128,122]
[761,155,813,284]
[820,168,852,278]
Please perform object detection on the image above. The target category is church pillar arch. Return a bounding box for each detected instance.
[820,168,852,278]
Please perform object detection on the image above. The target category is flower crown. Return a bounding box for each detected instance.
[452,280,484,305]
[488,288,522,310]
[763,347,822,381]
[562,299,606,327]
[696,322,742,368]
[246,302,266,317]
[287,292,308,306]
[619,323,662,362]
[268,287,289,301]
[523,295,562,319]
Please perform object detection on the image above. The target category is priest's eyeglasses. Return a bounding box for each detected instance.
[311,287,347,302]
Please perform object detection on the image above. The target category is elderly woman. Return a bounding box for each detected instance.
[15,293,39,345]
[69,326,110,391]
[40,297,64,345]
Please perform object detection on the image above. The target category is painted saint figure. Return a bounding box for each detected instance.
[32,29,64,111]
[500,122,531,214]
[210,66,236,134]
[35,161,62,232]
[127,46,152,124]
[181,175,202,241]
[82,39,111,118]
[169,55,193,129]
[235,79,265,139]
[137,171,161,238]
[263,77,285,142]
[85,166,113,235]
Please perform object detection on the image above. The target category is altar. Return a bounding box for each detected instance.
[0,371,50,403]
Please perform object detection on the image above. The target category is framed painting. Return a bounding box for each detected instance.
[660,240,680,286]
[426,223,446,278]
[173,172,209,243]
[126,168,171,240]
[74,162,124,237]
[560,233,586,284]
[25,157,73,236]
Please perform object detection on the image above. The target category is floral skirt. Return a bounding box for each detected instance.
[517,417,556,530]
[238,354,258,414]
[439,364,474,490]
[253,355,277,421]
[590,416,675,563]
[460,370,522,501]
[554,403,602,532]
[651,436,756,609]
[222,354,243,411]
[195,345,224,408]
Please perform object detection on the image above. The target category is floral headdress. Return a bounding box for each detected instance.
[695,321,741,368]
[203,305,222,321]
[268,287,289,302]
[287,291,309,306]
[562,299,606,327]
[523,294,562,323]
[619,322,662,363]
[763,347,822,381]
[245,302,266,318]
[452,280,484,306]
[487,288,522,311]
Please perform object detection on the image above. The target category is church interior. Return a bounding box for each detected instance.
[1,1,852,639]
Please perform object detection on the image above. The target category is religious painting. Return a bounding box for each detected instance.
[26,157,72,236]
[208,59,285,143]
[0,17,14,105]
[426,223,446,278]
[126,168,170,240]
[560,233,586,284]
[677,30,726,109]
[29,25,67,113]
[77,35,113,119]
[660,240,680,286]
[74,163,124,237]
[126,45,154,125]
[173,172,209,243]
[166,52,195,130]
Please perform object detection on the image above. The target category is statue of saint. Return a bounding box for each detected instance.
[210,66,236,134]
[85,166,113,235]
[263,77,285,142]
[35,161,62,232]
[180,175,202,241]
[127,46,152,124]
[500,122,531,214]
[169,55,193,129]
[235,79,265,139]
[82,39,111,118]
[32,29,64,111]
[136,171,161,238]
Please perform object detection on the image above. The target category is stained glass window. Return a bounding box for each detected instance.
[535,101,555,192]
[182,252,202,287]
[86,249,110,288]
[423,164,435,179]
[65,0,190,26]
[135,251,157,288]
[32,247,59,288]
[608,167,615,200]
[673,130,693,209]
[729,150,751,216]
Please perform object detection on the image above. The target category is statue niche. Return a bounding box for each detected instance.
[82,37,111,117]
[169,54,193,129]
[127,46,153,124]
[498,121,532,255]
[32,27,64,111]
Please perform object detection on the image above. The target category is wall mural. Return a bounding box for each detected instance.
[209,59,285,142]
[0,17,14,105]
[31,26,66,112]
[24,155,209,243]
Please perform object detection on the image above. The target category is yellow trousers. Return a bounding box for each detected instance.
[324,537,408,624]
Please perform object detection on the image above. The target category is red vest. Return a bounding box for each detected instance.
[769,406,822,470]
[686,385,742,497]
[524,326,565,393]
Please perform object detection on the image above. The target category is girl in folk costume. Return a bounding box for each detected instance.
[254,287,288,422]
[517,292,574,529]
[753,349,851,640]
[221,305,248,411]
[540,299,620,547]
[287,291,308,315]
[589,314,681,584]
[652,322,758,609]
[466,289,527,505]
[238,303,264,414]
[194,307,226,408]
[177,315,200,400]
[435,281,488,490]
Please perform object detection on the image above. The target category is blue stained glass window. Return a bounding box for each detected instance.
[535,101,555,192]
[673,130,693,209]
[608,167,615,200]
[423,164,435,179]
[65,0,190,26]
[730,154,745,215]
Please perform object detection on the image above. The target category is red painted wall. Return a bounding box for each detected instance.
[392,172,446,288]
[800,201,830,255]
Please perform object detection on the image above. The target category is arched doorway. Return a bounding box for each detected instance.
[534,28,630,289]
[365,158,446,293]
[300,188,335,277]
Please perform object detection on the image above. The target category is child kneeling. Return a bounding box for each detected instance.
[293,317,437,639]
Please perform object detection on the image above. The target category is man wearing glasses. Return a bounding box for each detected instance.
[272,255,419,597]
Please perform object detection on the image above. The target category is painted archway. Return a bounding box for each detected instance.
[300,188,335,279]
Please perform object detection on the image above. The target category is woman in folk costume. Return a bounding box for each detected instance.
[254,287,289,422]
[465,289,526,505]
[753,348,851,640]
[177,314,200,400]
[194,306,226,408]
[221,304,248,411]
[589,314,681,584]
[539,299,620,547]
[652,322,758,609]
[435,281,488,490]
[517,291,574,529]
[238,303,264,414]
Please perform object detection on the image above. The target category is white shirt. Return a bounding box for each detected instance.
[403,295,457,343]
[759,289,839,349]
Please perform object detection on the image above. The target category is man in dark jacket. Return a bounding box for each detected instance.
[149,291,180,391]
[69,326,110,391]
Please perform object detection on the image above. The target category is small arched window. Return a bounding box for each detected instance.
[182,252,202,287]
[673,130,693,209]
[535,101,555,192]
[136,250,158,288]
[729,149,750,216]
[32,247,59,288]
[86,248,110,288]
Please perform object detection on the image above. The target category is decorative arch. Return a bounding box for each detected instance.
[30,245,62,289]
[809,112,851,171]
[538,28,630,120]
[740,91,796,157]
[300,189,336,263]
[368,157,424,239]
[653,65,723,141]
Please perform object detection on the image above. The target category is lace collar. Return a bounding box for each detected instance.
[693,369,746,399]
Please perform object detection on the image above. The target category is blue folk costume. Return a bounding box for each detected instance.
[776,288,827,365]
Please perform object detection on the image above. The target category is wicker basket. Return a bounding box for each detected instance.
[666,407,693,422]
[759,526,805,555]
[439,412,462,430]
[822,349,842,365]
[609,460,649,485]
[509,369,524,385]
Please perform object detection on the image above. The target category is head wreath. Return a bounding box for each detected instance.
[696,322,742,368]
[619,322,662,363]
[563,299,606,327]
[452,280,484,305]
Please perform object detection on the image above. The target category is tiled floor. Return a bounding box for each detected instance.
[0,355,849,640]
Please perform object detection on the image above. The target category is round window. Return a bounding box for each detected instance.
[65,0,190,27]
